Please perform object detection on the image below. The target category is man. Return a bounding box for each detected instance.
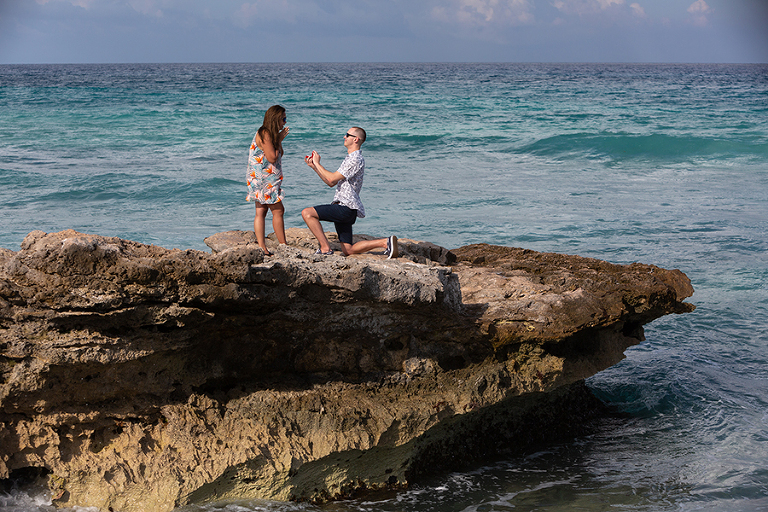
[302,126,398,258]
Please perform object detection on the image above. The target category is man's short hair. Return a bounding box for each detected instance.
[351,126,366,144]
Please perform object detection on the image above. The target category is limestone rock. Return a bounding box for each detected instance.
[0,229,694,511]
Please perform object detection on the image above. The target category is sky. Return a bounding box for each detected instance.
[0,0,767,64]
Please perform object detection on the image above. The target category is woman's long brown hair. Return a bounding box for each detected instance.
[262,105,286,157]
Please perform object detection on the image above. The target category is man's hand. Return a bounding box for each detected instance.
[305,150,320,169]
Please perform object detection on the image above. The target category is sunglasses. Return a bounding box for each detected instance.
[345,133,356,138]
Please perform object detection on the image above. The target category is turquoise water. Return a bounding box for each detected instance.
[1,63,767,511]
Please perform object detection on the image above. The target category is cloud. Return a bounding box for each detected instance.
[596,0,624,9]
[458,0,496,23]
[687,0,711,14]
[553,0,625,16]
[430,0,534,27]
[71,0,97,8]
[687,0,712,26]
[129,0,163,18]
[552,0,653,25]
[31,0,98,9]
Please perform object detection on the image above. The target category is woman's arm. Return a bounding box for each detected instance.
[278,126,290,144]
[261,131,280,163]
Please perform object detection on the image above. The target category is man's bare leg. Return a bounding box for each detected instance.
[301,207,332,253]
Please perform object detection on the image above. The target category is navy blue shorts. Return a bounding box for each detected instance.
[313,203,357,244]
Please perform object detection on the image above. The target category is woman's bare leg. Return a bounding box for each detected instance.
[254,204,271,254]
[269,202,286,245]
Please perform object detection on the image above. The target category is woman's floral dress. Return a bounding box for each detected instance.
[246,135,283,204]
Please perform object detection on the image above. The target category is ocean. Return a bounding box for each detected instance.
[1,62,767,511]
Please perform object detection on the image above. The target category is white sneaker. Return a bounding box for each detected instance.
[386,235,398,259]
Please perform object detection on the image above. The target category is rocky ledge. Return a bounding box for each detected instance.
[0,228,694,511]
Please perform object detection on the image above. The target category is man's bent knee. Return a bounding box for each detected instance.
[301,207,317,221]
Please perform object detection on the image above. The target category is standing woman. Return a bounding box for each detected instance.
[246,105,289,255]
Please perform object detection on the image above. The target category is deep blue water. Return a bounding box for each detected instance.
[1,62,767,511]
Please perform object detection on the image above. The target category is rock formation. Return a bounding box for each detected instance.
[0,228,695,511]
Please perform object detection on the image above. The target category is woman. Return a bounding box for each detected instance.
[246,105,289,255]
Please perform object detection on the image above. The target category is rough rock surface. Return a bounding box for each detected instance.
[0,228,695,511]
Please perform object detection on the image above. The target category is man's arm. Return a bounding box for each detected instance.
[306,151,345,187]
